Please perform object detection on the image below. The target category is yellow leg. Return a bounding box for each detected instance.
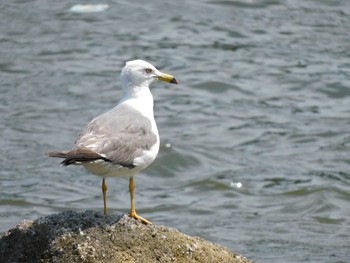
[102,177,107,214]
[128,177,152,224]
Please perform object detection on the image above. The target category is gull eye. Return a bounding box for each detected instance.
[145,68,153,73]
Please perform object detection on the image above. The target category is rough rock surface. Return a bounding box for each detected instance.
[0,210,253,263]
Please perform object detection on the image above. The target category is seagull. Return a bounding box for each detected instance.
[47,60,178,224]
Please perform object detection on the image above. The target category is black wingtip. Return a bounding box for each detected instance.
[60,159,72,166]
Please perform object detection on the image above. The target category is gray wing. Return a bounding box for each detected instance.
[75,104,158,167]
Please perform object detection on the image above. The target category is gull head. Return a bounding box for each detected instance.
[121,60,178,90]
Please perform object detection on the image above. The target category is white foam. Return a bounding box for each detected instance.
[230,181,243,189]
[69,4,109,13]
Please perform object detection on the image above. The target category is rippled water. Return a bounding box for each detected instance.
[1,0,350,262]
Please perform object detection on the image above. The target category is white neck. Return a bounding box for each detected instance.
[120,83,155,119]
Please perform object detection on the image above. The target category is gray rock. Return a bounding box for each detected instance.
[0,211,253,263]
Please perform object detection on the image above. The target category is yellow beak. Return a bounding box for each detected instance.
[157,72,179,84]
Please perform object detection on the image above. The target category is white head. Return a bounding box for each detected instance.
[121,60,178,96]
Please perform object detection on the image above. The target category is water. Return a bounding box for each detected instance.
[1,0,350,262]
